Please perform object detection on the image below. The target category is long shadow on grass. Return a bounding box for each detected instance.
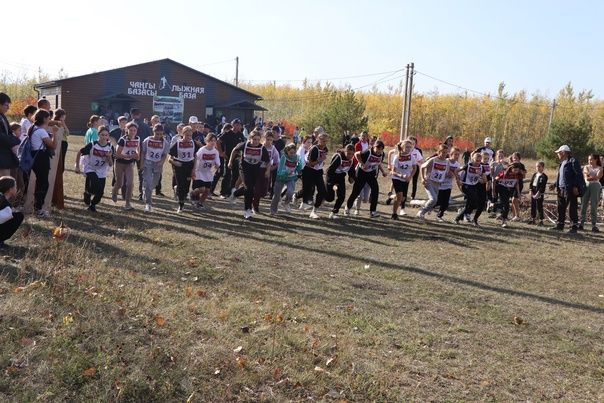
[191,221,604,315]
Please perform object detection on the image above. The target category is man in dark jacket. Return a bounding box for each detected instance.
[0,93,20,177]
[218,119,246,197]
[549,145,584,233]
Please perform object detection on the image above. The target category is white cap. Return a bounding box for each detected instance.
[484,137,492,143]
[313,126,325,134]
[555,145,571,153]
[188,116,199,124]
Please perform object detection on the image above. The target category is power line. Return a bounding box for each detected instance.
[260,71,406,103]
[245,68,405,83]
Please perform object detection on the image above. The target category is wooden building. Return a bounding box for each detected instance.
[35,58,266,133]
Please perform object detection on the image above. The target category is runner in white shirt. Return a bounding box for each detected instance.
[75,126,114,212]
[389,139,417,219]
[140,123,170,212]
[190,133,220,209]
[169,125,198,212]
[436,147,462,222]
[417,145,449,219]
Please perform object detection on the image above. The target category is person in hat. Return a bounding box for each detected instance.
[474,137,494,163]
[549,145,584,233]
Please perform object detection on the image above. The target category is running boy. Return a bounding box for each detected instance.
[436,146,462,222]
[390,139,417,219]
[140,124,170,212]
[528,161,548,226]
[191,133,220,210]
[75,126,114,212]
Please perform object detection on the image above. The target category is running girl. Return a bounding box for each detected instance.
[270,143,304,214]
[253,131,279,213]
[112,122,139,210]
[345,140,388,218]
[303,133,329,219]
[190,133,220,210]
[75,126,113,212]
[140,124,170,212]
[417,145,450,219]
[325,144,356,219]
[228,130,270,219]
[494,163,522,228]
[436,146,462,222]
[455,151,488,226]
[390,140,417,220]
[169,125,198,212]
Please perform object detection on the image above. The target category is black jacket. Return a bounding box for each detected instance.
[554,156,583,192]
[0,113,20,169]
[529,172,548,194]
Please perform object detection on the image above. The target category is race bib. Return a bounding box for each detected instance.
[146,139,164,162]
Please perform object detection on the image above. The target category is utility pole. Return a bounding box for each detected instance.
[400,64,410,141]
[548,99,556,132]
[235,56,239,87]
[404,62,415,138]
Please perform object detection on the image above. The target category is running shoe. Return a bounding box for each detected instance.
[309,209,320,219]
[111,192,118,203]
[176,206,183,213]
[36,210,50,218]
[88,205,97,212]
[501,221,508,228]
[344,207,350,216]
[510,216,520,222]
[329,212,339,219]
[123,204,134,211]
[173,186,178,200]
[285,203,292,213]
[416,211,425,219]
[436,216,445,223]
[370,211,380,218]
[244,209,252,219]
[391,213,399,220]
[144,204,152,212]
[399,209,407,216]
[472,221,482,228]
[300,202,313,210]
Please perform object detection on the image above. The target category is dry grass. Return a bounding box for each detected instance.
[1,139,603,402]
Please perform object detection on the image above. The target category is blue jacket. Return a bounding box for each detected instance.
[554,156,584,191]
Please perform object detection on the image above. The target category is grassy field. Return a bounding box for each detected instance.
[1,138,603,402]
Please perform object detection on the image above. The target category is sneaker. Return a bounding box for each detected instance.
[36,210,50,218]
[123,204,134,211]
[436,216,445,223]
[156,191,166,197]
[510,216,520,222]
[111,192,118,203]
[176,206,183,213]
[501,221,508,228]
[353,208,359,215]
[173,186,178,200]
[309,209,319,219]
[370,211,380,218]
[252,208,259,215]
[144,204,152,212]
[300,202,313,211]
[344,207,350,216]
[399,209,407,216]
[285,203,292,213]
[138,194,143,201]
[228,193,236,204]
[197,202,205,209]
[464,214,471,222]
[219,195,227,199]
[391,213,399,220]
[578,224,584,231]
[454,218,461,225]
[206,194,213,200]
[88,204,97,212]
[416,211,425,219]
[568,226,578,234]
[592,226,600,233]
[329,212,339,219]
[244,209,252,219]
[472,221,482,228]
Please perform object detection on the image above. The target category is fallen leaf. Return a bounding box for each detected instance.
[197,289,207,298]
[154,315,166,327]
[272,367,282,381]
[83,367,97,377]
[513,316,524,325]
[264,314,273,322]
[5,366,19,376]
[233,346,243,353]
[187,258,198,268]
[236,356,247,368]
[276,314,284,323]
[52,222,69,241]
[185,287,193,298]
[63,313,74,326]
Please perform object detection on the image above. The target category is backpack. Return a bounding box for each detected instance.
[18,126,43,172]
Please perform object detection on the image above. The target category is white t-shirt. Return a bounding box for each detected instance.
[297,145,308,168]
[20,117,32,138]
[411,148,424,164]
[195,146,220,182]
[30,127,49,151]
[83,141,113,178]
[391,153,417,181]
[440,160,460,190]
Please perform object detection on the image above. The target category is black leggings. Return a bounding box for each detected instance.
[0,211,23,242]
[84,172,106,206]
[31,152,50,211]
[325,173,346,213]
[456,184,484,222]
[174,161,194,205]
[411,167,420,199]
[436,188,452,217]
[531,192,544,220]
[302,166,326,208]
[347,169,379,212]
[497,185,513,220]
[238,162,262,210]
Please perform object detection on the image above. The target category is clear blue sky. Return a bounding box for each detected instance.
[2,0,603,98]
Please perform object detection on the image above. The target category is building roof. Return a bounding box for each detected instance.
[35,58,262,100]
